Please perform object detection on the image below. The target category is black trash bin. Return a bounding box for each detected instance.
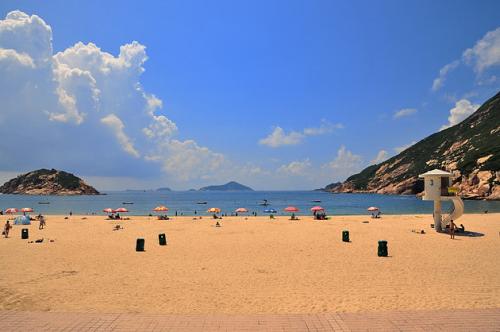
[136,238,145,251]
[378,240,388,257]
[158,233,167,246]
[21,228,29,239]
[342,230,349,242]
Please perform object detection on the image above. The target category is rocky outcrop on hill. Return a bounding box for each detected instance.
[323,91,500,200]
[0,169,100,195]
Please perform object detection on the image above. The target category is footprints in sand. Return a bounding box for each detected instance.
[25,270,78,284]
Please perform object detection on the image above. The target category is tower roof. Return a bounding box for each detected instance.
[419,169,452,178]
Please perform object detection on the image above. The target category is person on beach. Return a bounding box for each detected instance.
[3,220,12,238]
[39,215,46,230]
[449,219,456,239]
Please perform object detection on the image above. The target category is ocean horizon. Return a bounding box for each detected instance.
[1,191,499,216]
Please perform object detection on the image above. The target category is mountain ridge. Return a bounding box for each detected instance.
[323,91,500,200]
[199,181,254,191]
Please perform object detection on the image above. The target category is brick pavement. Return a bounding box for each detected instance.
[0,308,499,331]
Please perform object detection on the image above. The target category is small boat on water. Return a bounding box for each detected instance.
[197,201,208,204]
[258,199,270,206]
[38,202,50,204]
[122,202,134,205]
[312,200,321,203]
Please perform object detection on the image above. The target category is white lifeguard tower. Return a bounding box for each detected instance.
[419,169,464,232]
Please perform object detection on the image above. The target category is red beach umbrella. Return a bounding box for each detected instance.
[103,208,113,213]
[235,208,248,213]
[367,207,379,212]
[284,206,299,213]
[114,207,129,213]
[310,206,324,212]
[4,208,18,214]
[21,207,33,213]
[153,206,169,212]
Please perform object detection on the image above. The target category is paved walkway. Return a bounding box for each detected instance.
[0,308,499,331]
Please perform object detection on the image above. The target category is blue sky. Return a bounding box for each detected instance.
[0,0,499,190]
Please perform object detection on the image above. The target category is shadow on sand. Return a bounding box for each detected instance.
[453,230,485,237]
[439,230,485,237]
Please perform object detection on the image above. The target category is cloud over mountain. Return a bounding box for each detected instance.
[0,10,226,184]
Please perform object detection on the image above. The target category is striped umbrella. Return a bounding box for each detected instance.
[153,206,169,212]
[4,208,18,214]
[310,206,324,212]
[235,207,248,213]
[207,207,221,213]
[367,207,379,212]
[21,207,33,213]
[103,208,113,213]
[114,207,129,213]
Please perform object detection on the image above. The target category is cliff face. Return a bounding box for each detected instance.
[324,91,500,200]
[0,169,100,195]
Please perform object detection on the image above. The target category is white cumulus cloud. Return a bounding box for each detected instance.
[0,10,209,183]
[394,141,417,154]
[432,27,500,91]
[440,99,480,130]
[277,159,312,175]
[322,146,363,181]
[259,120,342,148]
[303,120,343,135]
[100,114,140,158]
[371,150,389,164]
[154,139,227,182]
[393,108,417,119]
[431,60,459,92]
[463,27,500,73]
[259,127,304,147]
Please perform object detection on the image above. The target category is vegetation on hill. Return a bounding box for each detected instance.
[199,181,254,191]
[324,91,500,200]
[0,169,100,195]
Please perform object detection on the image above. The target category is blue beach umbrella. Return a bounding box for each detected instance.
[263,208,277,214]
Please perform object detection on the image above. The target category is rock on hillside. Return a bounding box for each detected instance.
[0,169,100,195]
[324,91,500,200]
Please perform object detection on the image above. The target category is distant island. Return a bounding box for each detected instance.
[156,187,172,192]
[199,181,254,191]
[0,169,100,195]
[323,91,500,200]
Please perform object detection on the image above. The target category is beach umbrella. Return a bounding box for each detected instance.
[207,207,221,213]
[284,206,299,213]
[235,208,248,213]
[4,208,18,214]
[153,206,169,212]
[21,207,33,213]
[310,206,324,212]
[367,207,379,212]
[263,208,277,214]
[102,208,113,213]
[114,207,129,213]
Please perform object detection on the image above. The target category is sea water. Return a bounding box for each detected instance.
[1,191,499,216]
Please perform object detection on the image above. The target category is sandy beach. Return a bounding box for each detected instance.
[0,213,499,314]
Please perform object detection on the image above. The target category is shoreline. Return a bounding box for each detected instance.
[2,212,498,218]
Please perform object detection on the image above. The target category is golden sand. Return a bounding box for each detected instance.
[0,214,499,314]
